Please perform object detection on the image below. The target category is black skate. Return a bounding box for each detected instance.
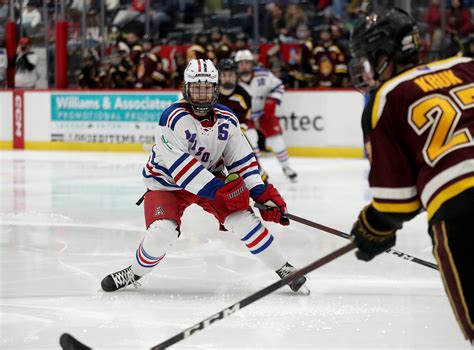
[101,266,142,292]
[276,262,310,295]
[283,167,298,182]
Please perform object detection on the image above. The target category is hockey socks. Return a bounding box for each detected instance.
[224,211,287,271]
[266,135,297,180]
[131,220,178,277]
[266,135,290,168]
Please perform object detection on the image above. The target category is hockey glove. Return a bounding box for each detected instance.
[263,97,278,118]
[351,206,396,261]
[254,184,289,226]
[213,174,250,220]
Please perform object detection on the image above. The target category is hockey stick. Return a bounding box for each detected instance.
[150,241,355,349]
[59,242,356,350]
[60,333,91,350]
[254,203,439,271]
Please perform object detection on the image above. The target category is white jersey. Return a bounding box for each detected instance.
[238,67,284,121]
[143,100,265,199]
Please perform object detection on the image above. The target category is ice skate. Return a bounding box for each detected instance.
[283,167,298,182]
[276,262,310,295]
[101,265,141,292]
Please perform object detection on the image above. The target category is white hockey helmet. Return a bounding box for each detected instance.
[234,49,253,62]
[183,59,219,114]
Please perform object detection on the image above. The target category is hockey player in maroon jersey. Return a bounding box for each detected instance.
[217,58,252,127]
[100,59,309,295]
[349,8,474,345]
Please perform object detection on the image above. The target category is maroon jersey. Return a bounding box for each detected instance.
[136,52,168,88]
[363,56,474,223]
[312,43,347,87]
[217,84,252,125]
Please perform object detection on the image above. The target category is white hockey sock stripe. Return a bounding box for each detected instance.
[274,149,289,163]
[135,241,165,268]
[241,223,274,255]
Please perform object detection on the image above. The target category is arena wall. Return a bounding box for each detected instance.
[0,89,365,157]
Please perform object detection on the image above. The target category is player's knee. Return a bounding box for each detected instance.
[146,219,178,247]
[224,211,261,238]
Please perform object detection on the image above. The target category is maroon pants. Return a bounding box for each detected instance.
[430,216,474,342]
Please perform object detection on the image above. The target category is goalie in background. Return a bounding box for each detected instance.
[101,58,309,295]
[348,8,474,345]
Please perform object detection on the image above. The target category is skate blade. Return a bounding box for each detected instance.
[296,284,310,295]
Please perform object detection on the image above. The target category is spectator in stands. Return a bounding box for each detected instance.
[97,57,115,88]
[186,33,208,62]
[288,24,316,88]
[331,23,350,56]
[241,5,254,37]
[316,0,332,12]
[262,3,286,41]
[149,0,176,38]
[9,36,39,88]
[77,50,100,88]
[112,0,160,39]
[285,4,307,38]
[214,33,232,61]
[112,47,136,88]
[234,33,248,52]
[346,0,370,26]
[446,0,473,38]
[136,46,169,89]
[462,33,474,57]
[118,31,143,66]
[312,26,349,87]
[209,27,223,47]
[85,9,102,46]
[170,52,186,88]
[21,1,41,37]
[424,0,444,60]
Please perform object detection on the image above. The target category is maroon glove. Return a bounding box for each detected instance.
[213,174,250,220]
[255,184,289,225]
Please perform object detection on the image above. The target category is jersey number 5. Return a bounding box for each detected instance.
[408,83,474,167]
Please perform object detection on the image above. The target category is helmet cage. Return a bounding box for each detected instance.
[183,59,219,114]
[183,82,219,115]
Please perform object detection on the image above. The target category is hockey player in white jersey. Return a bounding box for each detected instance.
[101,59,309,294]
[235,49,298,181]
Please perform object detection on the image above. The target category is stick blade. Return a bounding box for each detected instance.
[59,333,92,350]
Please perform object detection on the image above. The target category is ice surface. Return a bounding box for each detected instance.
[0,151,470,349]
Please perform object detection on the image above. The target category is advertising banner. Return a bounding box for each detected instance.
[5,90,364,156]
[0,91,13,148]
[49,92,179,145]
[277,91,364,148]
[13,90,24,149]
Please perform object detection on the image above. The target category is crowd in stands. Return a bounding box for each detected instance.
[77,22,352,89]
[1,0,472,89]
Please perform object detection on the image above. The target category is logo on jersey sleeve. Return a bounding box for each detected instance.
[161,135,173,150]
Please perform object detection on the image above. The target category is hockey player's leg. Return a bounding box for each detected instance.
[223,210,309,294]
[258,113,297,182]
[101,219,178,292]
[266,135,297,182]
[245,127,269,181]
[431,218,474,343]
[243,127,269,183]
